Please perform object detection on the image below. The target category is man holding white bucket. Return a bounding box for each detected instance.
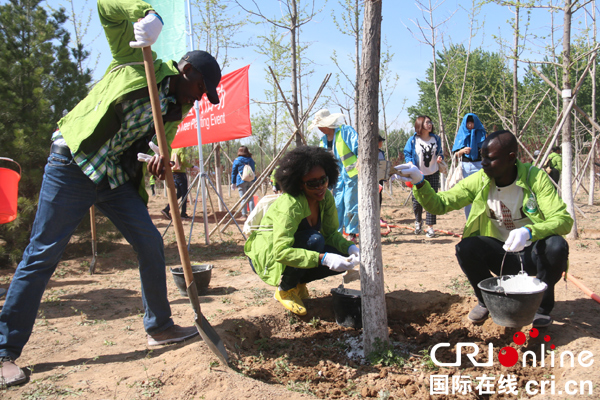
[0,0,222,387]
[396,131,572,328]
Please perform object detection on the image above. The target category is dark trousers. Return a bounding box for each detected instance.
[455,235,569,315]
[164,172,188,216]
[279,229,347,291]
[412,171,439,225]
[548,168,560,186]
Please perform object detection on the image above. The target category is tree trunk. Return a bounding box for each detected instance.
[589,1,596,206]
[562,0,578,238]
[512,5,519,135]
[215,143,223,211]
[354,0,360,127]
[358,0,387,356]
[290,0,301,146]
[429,7,446,155]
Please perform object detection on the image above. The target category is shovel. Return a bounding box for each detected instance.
[141,46,228,365]
[89,206,98,275]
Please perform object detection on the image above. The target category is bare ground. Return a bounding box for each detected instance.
[1,184,599,399]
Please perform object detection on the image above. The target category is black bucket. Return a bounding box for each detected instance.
[478,275,547,328]
[331,287,362,329]
[171,264,213,296]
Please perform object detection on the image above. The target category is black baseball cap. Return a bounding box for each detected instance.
[378,135,385,141]
[181,50,221,104]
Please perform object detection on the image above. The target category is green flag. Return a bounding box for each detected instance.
[147,0,187,62]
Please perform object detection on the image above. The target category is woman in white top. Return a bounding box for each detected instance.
[403,115,444,237]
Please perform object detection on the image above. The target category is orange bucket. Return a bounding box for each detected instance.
[0,157,21,224]
[247,195,258,212]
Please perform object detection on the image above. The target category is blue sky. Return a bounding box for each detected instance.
[40,0,577,132]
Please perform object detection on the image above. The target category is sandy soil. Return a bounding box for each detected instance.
[1,182,599,399]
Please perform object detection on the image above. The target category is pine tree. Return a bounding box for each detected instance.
[0,0,91,265]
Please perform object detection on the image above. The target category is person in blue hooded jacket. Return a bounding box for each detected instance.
[309,109,360,242]
[404,115,444,237]
[452,113,487,218]
[231,146,256,218]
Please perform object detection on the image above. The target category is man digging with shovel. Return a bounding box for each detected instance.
[395,130,572,329]
[0,0,221,387]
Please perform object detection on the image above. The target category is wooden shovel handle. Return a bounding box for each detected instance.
[141,47,194,288]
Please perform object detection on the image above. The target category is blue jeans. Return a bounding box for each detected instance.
[461,160,482,219]
[237,181,255,216]
[279,229,346,291]
[0,152,173,360]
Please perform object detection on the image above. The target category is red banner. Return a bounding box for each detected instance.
[171,65,251,148]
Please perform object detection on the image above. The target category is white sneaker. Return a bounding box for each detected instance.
[414,221,422,235]
[426,227,435,238]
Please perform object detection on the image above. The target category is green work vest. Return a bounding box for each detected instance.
[335,129,358,177]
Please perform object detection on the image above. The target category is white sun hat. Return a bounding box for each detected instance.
[308,109,346,130]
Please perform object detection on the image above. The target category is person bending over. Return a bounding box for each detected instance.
[0,0,222,387]
[244,146,359,316]
[396,130,572,328]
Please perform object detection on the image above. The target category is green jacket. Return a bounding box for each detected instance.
[57,0,190,155]
[244,189,354,287]
[547,153,562,173]
[413,160,573,241]
[173,148,193,173]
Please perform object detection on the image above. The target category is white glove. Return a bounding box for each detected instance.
[348,254,360,267]
[394,163,424,185]
[348,244,360,257]
[503,227,532,252]
[130,13,163,48]
[192,166,200,172]
[231,184,236,190]
[389,174,401,183]
[137,141,161,162]
[322,253,355,272]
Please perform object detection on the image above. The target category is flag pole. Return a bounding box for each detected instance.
[187,0,210,244]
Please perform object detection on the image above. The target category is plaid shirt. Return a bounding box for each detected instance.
[53,79,176,189]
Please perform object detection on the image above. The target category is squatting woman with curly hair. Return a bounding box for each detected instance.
[244,146,360,316]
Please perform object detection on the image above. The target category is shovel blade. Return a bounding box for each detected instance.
[187,283,229,366]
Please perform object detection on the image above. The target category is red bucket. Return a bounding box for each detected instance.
[0,157,21,224]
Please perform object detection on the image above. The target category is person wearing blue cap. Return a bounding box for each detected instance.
[0,0,222,387]
[452,113,487,218]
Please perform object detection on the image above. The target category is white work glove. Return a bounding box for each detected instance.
[348,244,360,258]
[503,227,532,252]
[348,254,360,267]
[394,163,424,185]
[322,253,355,272]
[191,166,200,172]
[231,184,236,190]
[137,142,161,162]
[388,174,401,183]
[130,13,163,48]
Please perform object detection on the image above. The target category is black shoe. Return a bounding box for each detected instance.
[468,304,489,324]
[161,210,171,220]
[532,313,552,328]
[147,325,199,346]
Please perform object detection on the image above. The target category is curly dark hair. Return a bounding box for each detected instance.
[275,146,339,197]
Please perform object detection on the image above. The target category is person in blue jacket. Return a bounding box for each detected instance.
[452,113,487,218]
[404,115,444,237]
[231,146,256,218]
[309,109,359,242]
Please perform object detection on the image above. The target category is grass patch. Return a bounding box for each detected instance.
[446,276,474,295]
